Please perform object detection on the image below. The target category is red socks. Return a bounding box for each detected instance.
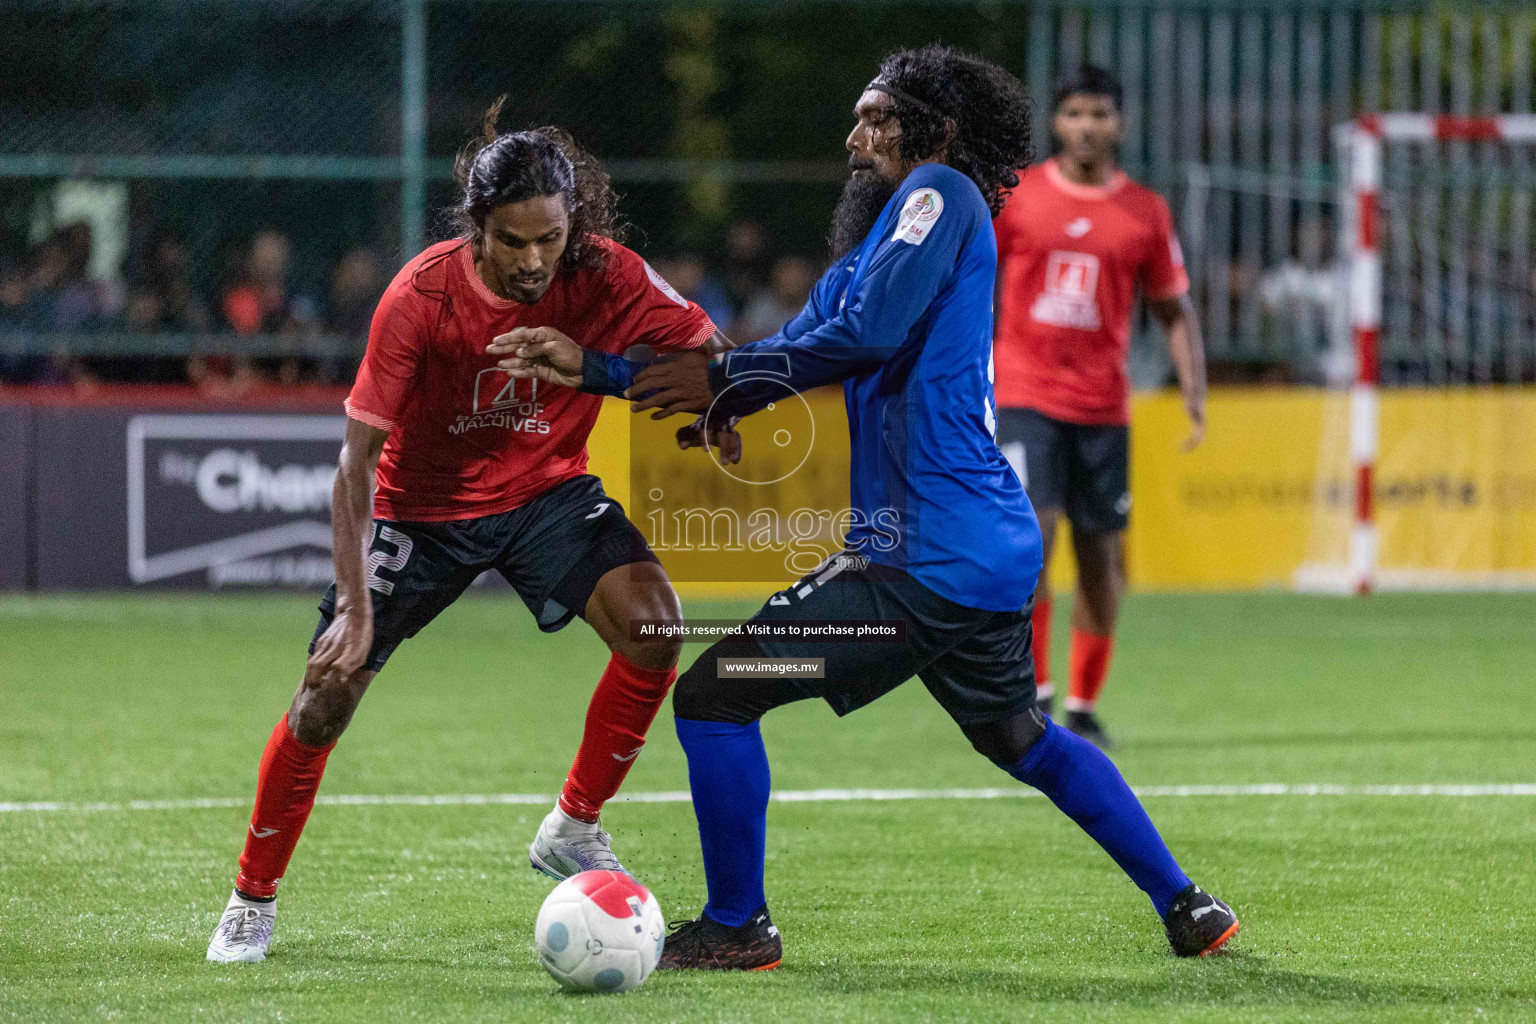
[1031,593,1054,700]
[1066,628,1115,713]
[235,717,335,899]
[558,652,677,823]
[231,651,674,895]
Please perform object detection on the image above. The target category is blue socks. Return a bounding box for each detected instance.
[674,717,771,927]
[1006,723,1191,918]
[675,715,1189,925]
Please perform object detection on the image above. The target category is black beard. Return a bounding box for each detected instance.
[829,173,899,261]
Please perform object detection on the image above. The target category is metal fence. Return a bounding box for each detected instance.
[5,1,1536,383]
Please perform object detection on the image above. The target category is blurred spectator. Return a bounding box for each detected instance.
[23,236,70,329]
[1259,217,1343,383]
[0,259,44,382]
[733,255,817,343]
[108,225,205,383]
[323,245,384,384]
[221,229,316,336]
[1,226,124,384]
[718,218,772,313]
[129,225,210,333]
[0,261,27,326]
[1258,259,1336,321]
[51,222,123,333]
[324,246,383,338]
[216,228,317,386]
[652,253,734,328]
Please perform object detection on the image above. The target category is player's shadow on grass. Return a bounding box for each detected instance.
[1126,725,1536,751]
[784,951,1493,1006]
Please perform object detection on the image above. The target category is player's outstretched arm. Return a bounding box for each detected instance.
[307,417,386,683]
[492,324,743,464]
[631,175,969,421]
[489,327,585,389]
[1149,294,1207,451]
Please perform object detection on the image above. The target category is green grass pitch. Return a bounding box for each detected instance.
[1,591,1533,1022]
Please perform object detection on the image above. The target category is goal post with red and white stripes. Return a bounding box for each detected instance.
[1298,114,1536,594]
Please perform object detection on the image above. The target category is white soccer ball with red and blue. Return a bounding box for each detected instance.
[534,870,665,993]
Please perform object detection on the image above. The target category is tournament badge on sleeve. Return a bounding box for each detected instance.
[892,188,944,245]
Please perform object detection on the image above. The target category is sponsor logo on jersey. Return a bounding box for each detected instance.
[1030,250,1103,330]
[1065,216,1092,238]
[892,187,945,245]
[452,368,551,435]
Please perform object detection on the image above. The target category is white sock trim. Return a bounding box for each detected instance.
[1064,695,1096,713]
[552,804,600,829]
[1035,682,1055,700]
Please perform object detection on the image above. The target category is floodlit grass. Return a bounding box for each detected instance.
[1,592,1532,1022]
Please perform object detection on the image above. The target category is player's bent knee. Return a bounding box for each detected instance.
[592,567,685,671]
[961,706,1049,766]
[615,614,684,672]
[626,629,684,673]
[289,671,371,746]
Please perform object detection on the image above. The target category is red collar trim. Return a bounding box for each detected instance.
[458,242,522,311]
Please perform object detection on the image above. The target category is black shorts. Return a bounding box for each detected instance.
[311,475,658,673]
[996,406,1130,533]
[748,555,1036,726]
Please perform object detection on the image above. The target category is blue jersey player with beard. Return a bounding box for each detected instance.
[501,45,1240,970]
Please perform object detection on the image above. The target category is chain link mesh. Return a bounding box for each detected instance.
[5,2,1536,387]
[2,1,401,158]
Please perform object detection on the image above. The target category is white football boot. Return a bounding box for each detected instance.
[527,805,627,881]
[206,889,277,963]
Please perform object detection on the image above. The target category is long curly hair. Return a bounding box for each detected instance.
[449,96,626,271]
[874,45,1034,217]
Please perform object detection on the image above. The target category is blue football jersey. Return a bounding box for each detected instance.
[708,162,1042,612]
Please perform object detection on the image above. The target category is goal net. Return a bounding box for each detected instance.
[1296,115,1536,593]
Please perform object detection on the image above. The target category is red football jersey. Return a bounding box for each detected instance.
[993,159,1188,425]
[346,237,715,521]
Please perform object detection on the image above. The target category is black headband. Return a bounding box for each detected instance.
[866,80,950,121]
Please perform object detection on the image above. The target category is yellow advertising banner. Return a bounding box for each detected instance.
[587,386,1536,596]
[1123,387,1536,590]
[1371,388,1536,586]
[587,387,852,599]
[1127,389,1344,590]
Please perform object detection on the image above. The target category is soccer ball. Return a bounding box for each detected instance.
[534,870,665,993]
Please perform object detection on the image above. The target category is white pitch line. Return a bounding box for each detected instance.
[2,783,1535,815]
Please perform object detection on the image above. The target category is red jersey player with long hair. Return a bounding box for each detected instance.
[207,100,736,963]
[993,66,1207,749]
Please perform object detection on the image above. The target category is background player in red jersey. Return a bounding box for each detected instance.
[207,101,736,963]
[993,66,1206,749]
